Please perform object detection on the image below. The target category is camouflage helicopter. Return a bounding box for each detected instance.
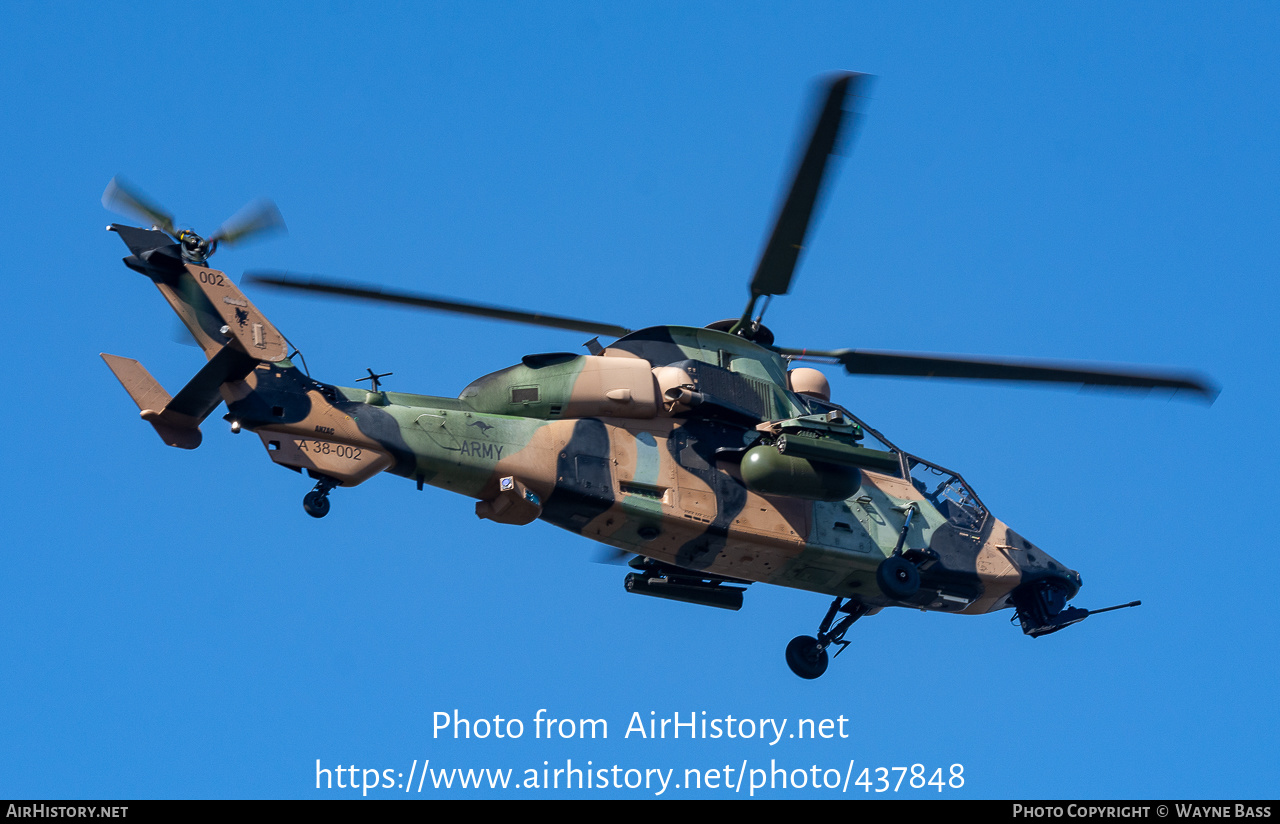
[101,73,1215,679]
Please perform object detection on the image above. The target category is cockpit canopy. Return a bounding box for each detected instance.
[907,455,988,531]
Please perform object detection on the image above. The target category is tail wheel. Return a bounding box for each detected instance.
[303,490,330,519]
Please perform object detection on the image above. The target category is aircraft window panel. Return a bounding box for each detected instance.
[908,458,987,531]
[806,398,896,453]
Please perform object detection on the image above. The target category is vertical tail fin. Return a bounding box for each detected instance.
[101,354,202,449]
[109,223,288,362]
[102,345,259,449]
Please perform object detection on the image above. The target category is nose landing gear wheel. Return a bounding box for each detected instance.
[785,635,829,680]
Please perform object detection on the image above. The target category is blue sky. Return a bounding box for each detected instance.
[1,2,1276,799]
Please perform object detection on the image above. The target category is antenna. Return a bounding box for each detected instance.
[357,368,393,393]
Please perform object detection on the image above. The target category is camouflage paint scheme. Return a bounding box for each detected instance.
[103,224,1082,625]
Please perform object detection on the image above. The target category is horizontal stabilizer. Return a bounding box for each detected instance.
[167,344,258,420]
[109,223,176,257]
[108,224,185,278]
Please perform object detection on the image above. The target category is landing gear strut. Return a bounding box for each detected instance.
[876,502,924,601]
[785,597,870,680]
[303,475,339,518]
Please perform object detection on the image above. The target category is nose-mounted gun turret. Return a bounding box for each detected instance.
[1011,577,1141,638]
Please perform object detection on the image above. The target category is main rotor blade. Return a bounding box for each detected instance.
[589,545,635,566]
[102,177,176,237]
[749,72,868,300]
[779,347,1219,402]
[245,271,635,338]
[211,199,287,246]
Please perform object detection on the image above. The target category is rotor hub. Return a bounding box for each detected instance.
[176,230,216,263]
[704,318,775,347]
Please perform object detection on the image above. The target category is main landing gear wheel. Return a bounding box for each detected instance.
[785,635,828,680]
[877,555,920,601]
[784,597,871,679]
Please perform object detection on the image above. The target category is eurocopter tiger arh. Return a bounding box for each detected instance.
[101,73,1215,679]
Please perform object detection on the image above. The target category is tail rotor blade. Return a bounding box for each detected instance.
[210,199,287,247]
[102,177,176,237]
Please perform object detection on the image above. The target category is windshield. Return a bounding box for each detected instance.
[798,395,986,528]
[800,397,899,454]
[906,456,988,531]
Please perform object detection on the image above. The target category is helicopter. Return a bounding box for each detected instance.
[101,73,1216,679]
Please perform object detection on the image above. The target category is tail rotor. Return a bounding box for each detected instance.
[102,176,286,263]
